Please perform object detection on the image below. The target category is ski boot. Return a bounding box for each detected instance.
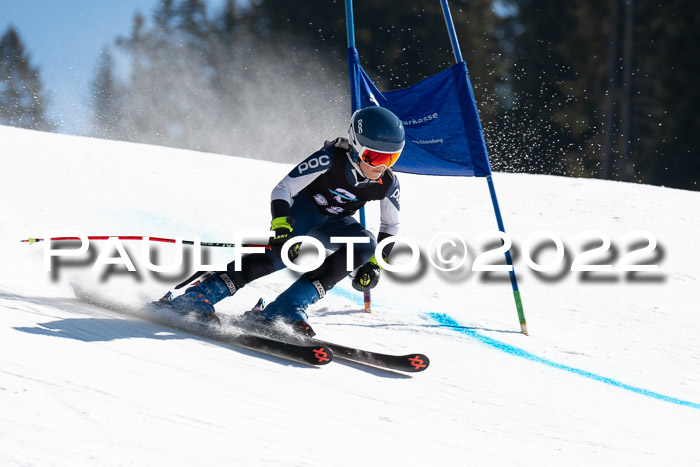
[157,272,237,325]
[242,275,323,338]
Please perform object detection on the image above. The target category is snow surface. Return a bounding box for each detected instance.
[1,124,699,466]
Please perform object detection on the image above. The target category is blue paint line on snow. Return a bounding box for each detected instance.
[329,286,373,304]
[428,312,700,410]
[327,287,700,410]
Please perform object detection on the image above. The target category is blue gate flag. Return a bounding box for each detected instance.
[348,48,492,177]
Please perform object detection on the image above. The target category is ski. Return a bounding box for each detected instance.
[310,339,429,373]
[240,298,429,372]
[138,305,331,367]
[152,295,425,370]
[213,321,333,366]
[220,316,426,372]
[223,333,333,366]
[168,319,333,367]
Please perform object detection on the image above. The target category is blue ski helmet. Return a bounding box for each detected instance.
[348,107,405,169]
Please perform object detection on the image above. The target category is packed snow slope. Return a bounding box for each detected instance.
[1,125,699,466]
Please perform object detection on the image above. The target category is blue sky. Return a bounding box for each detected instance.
[2,1,225,134]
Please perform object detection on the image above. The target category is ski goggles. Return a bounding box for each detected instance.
[357,147,403,168]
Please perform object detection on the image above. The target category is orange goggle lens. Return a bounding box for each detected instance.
[360,148,402,168]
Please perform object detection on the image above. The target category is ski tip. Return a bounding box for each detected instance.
[406,354,430,372]
[310,345,334,365]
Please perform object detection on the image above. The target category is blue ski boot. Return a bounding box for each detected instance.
[246,275,324,337]
[158,272,238,324]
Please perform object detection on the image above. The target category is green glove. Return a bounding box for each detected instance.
[269,216,295,260]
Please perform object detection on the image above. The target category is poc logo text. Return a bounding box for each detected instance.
[298,155,331,175]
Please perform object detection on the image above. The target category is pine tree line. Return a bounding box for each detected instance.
[2,1,698,190]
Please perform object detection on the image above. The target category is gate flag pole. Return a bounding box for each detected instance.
[439,0,528,335]
[345,0,373,313]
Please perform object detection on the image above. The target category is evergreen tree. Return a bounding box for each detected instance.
[629,1,700,190]
[0,26,54,131]
[247,0,505,106]
[493,1,585,175]
[498,0,700,189]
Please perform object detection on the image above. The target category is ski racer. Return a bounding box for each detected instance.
[159,106,404,337]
